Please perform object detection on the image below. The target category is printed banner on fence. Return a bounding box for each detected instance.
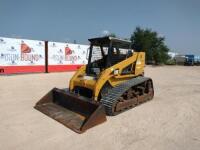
[48,42,88,72]
[0,37,45,66]
[0,37,45,74]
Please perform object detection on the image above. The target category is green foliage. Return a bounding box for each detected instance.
[108,33,117,37]
[130,27,170,65]
[165,58,176,65]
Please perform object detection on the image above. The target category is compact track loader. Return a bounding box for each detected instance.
[35,36,154,133]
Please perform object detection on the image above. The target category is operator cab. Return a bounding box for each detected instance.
[86,36,133,76]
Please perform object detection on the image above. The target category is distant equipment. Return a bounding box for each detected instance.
[194,56,200,65]
[185,55,194,66]
[174,55,186,65]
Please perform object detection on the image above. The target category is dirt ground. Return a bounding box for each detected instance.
[0,66,200,150]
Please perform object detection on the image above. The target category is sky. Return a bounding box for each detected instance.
[0,0,199,55]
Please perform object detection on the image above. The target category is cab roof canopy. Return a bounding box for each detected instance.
[88,36,132,49]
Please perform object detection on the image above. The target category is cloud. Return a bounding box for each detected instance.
[102,30,110,36]
[158,33,164,38]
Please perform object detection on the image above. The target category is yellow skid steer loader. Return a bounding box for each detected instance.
[35,36,154,133]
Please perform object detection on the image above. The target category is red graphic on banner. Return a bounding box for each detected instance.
[21,43,31,53]
[65,46,72,55]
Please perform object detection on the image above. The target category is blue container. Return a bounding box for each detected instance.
[194,56,200,64]
[185,55,194,65]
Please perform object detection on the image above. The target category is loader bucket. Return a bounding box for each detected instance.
[34,88,107,133]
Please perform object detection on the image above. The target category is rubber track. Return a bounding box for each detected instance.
[100,76,152,115]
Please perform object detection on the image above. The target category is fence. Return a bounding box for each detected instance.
[0,37,89,74]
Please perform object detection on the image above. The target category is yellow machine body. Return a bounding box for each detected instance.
[35,37,154,133]
[69,52,145,100]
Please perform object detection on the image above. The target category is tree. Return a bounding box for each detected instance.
[130,27,170,64]
[108,33,116,37]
